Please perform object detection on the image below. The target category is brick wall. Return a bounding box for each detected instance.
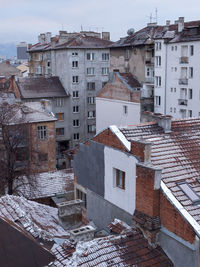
[160,192,196,244]
[93,128,127,153]
[131,142,146,162]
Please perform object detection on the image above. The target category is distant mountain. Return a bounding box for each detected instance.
[0,43,17,59]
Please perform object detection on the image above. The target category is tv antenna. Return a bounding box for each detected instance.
[146,8,158,23]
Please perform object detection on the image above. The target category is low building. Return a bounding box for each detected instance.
[73,114,200,266]
[96,71,141,133]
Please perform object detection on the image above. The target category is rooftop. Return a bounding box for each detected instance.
[50,226,172,266]
[17,76,69,99]
[0,195,68,240]
[0,61,20,76]
[118,117,200,236]
[15,169,74,199]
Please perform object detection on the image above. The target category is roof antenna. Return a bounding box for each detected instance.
[81,25,83,31]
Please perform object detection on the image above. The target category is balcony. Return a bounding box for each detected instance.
[145,77,154,84]
[145,57,154,65]
[179,57,189,64]
[178,99,188,106]
[179,78,188,85]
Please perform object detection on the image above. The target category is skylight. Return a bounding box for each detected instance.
[178,182,200,203]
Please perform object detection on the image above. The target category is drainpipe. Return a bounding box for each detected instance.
[164,42,168,115]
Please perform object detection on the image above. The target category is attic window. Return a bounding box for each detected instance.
[178,182,200,203]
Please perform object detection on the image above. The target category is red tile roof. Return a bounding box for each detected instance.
[120,117,200,229]
[50,228,172,266]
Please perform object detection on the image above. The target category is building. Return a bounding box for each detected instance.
[16,42,28,61]
[96,71,141,133]
[73,114,200,266]
[0,61,21,76]
[28,31,112,148]
[13,76,70,165]
[111,17,200,119]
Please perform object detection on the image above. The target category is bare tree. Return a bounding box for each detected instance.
[0,102,37,195]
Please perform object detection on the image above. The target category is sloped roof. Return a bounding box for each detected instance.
[17,76,69,99]
[15,170,74,199]
[0,62,20,76]
[50,228,172,266]
[0,195,68,240]
[119,117,200,235]
[0,217,54,267]
[120,73,142,88]
[111,20,200,47]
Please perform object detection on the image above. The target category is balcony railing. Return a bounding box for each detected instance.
[145,77,154,84]
[179,57,189,64]
[179,78,188,85]
[145,57,154,65]
[178,99,188,106]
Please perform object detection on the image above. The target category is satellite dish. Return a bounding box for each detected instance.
[127,28,135,36]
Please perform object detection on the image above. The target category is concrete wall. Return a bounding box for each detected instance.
[73,141,105,197]
[86,188,133,230]
[96,97,140,133]
[158,227,199,267]
[104,146,138,215]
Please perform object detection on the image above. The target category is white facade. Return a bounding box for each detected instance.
[104,146,138,214]
[96,97,140,133]
[154,39,200,118]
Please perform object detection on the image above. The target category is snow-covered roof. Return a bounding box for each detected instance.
[0,195,69,240]
[15,170,74,199]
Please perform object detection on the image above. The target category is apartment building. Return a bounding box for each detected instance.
[28,31,112,148]
[154,17,200,118]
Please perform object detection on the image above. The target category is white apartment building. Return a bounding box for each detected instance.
[154,17,200,118]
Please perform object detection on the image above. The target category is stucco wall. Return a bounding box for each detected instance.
[96,97,140,133]
[73,141,105,197]
[104,146,138,215]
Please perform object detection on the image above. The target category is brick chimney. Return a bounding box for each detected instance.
[133,163,162,247]
[142,112,172,133]
[166,20,170,26]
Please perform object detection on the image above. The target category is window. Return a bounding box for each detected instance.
[56,128,64,136]
[72,76,79,83]
[88,110,96,118]
[88,124,96,133]
[72,61,78,68]
[47,61,51,67]
[174,88,176,93]
[102,67,109,75]
[55,98,64,107]
[175,46,177,51]
[87,82,95,90]
[155,42,161,51]
[35,66,42,74]
[38,153,48,162]
[102,53,109,61]
[115,168,125,190]
[155,76,161,86]
[190,45,194,56]
[72,52,78,56]
[155,96,161,106]
[123,105,128,115]
[56,113,64,121]
[72,91,79,98]
[189,89,193,99]
[87,97,95,104]
[189,67,193,78]
[73,120,80,127]
[73,133,79,140]
[155,56,161,67]
[174,108,176,113]
[73,106,79,113]
[125,49,130,60]
[171,87,173,92]
[171,46,174,51]
[87,52,95,61]
[87,67,95,75]
[189,110,192,117]
[170,107,172,112]
[178,182,199,203]
[37,126,47,140]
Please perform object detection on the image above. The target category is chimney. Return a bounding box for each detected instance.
[38,33,46,44]
[178,17,184,32]
[70,225,96,243]
[57,199,83,224]
[174,20,179,25]
[102,32,110,41]
[134,163,162,247]
[142,112,172,133]
[5,60,10,65]
[166,20,170,26]
[45,32,51,43]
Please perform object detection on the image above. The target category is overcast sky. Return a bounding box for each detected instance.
[0,0,199,44]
